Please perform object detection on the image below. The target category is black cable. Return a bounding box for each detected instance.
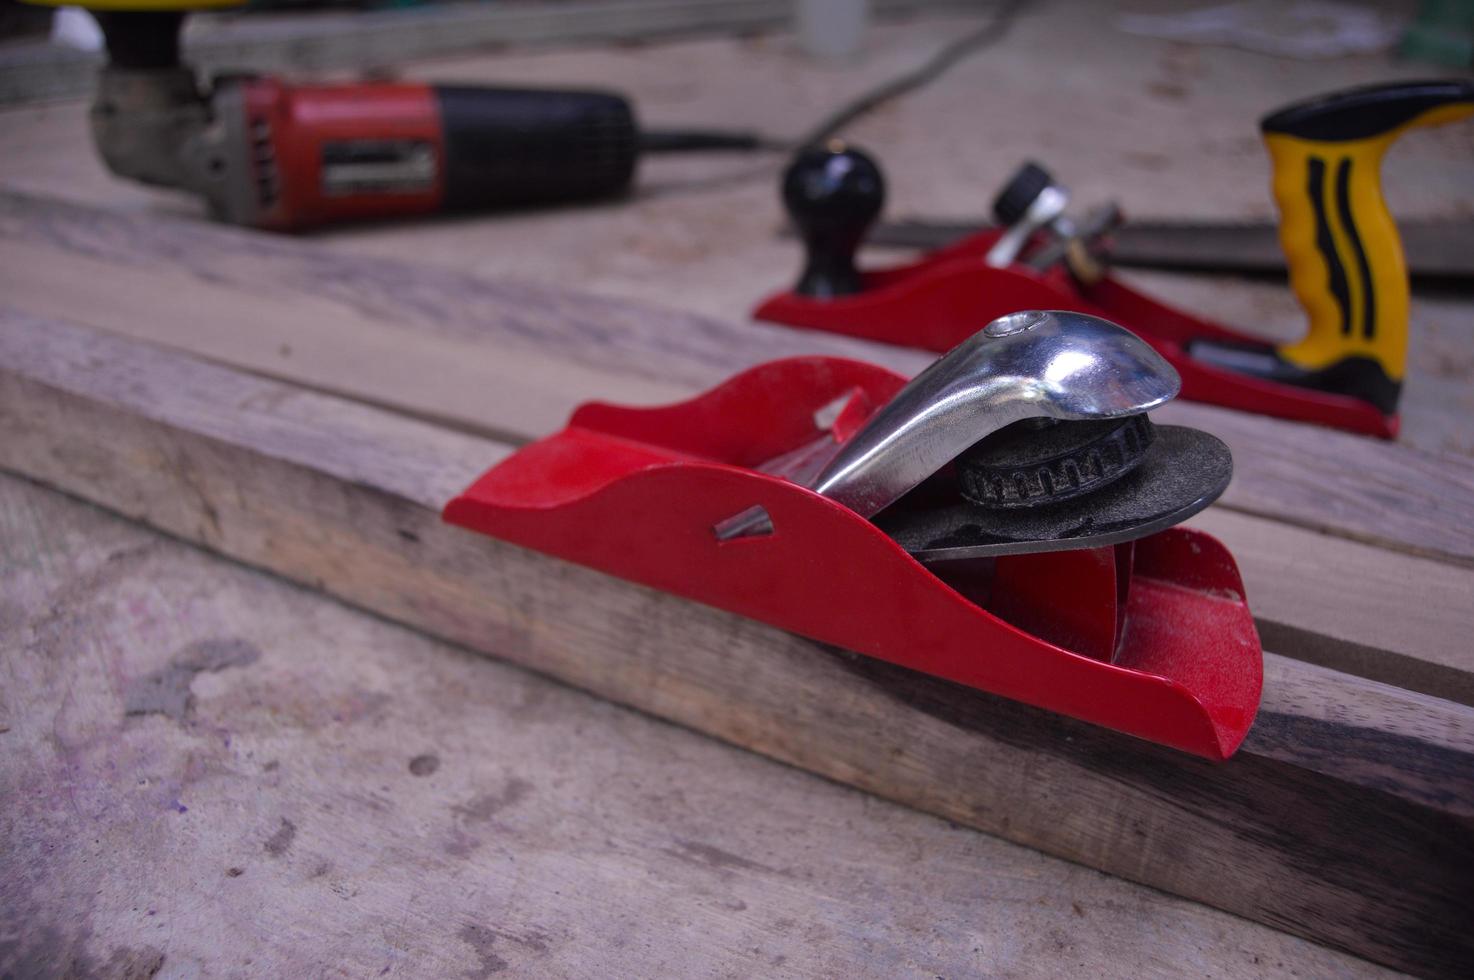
[639,129,789,153]
[788,0,1030,149]
[637,1,1029,158]
[636,2,1029,160]
[634,1,1031,194]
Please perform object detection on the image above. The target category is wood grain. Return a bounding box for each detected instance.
[11,471,1376,979]
[4,188,1472,702]
[0,0,973,104]
[3,308,1471,977]
[1170,400,1474,565]
[4,189,1473,570]
[1187,509,1474,707]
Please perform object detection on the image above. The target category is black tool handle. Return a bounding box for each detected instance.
[434,86,639,209]
[1261,78,1474,142]
[782,143,886,298]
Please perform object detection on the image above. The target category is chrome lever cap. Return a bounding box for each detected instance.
[810,310,1181,518]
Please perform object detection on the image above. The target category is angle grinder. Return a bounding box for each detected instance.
[33,3,771,230]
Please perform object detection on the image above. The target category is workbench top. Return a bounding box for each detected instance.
[2,2,1471,975]
[1,470,1391,977]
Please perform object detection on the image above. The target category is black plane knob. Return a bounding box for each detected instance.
[783,141,885,299]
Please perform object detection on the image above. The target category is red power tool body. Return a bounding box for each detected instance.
[226,78,635,230]
[74,10,738,231]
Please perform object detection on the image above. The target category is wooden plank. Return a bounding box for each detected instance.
[0,189,903,442]
[4,188,1472,570]
[3,189,1472,703]
[9,225,1466,707]
[11,473,1387,978]
[1170,400,1474,566]
[1188,509,1474,708]
[2,309,1471,977]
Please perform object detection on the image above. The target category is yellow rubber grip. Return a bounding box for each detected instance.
[1264,81,1474,381]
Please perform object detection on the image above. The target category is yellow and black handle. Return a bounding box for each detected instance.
[1260,79,1474,413]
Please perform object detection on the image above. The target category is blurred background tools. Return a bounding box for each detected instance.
[19,0,1031,230]
[755,79,1474,438]
[865,213,1474,284]
[28,0,786,230]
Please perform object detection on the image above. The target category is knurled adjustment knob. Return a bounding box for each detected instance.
[956,414,1157,510]
[991,161,1056,227]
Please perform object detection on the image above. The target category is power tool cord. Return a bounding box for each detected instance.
[641,0,1029,156]
[639,129,790,153]
[788,0,1030,149]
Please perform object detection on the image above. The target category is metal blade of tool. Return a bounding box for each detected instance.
[861,218,1474,283]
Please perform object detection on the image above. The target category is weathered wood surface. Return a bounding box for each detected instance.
[4,0,1470,459]
[4,188,1473,571]
[4,309,1472,976]
[9,473,1381,979]
[1187,508,1474,708]
[3,9,1469,975]
[0,0,975,104]
[0,274,1466,704]
[3,188,1472,708]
